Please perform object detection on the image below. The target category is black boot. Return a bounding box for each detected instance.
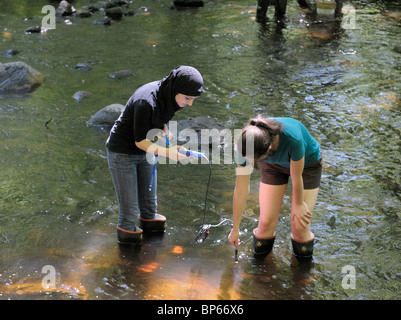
[291,237,314,259]
[117,226,143,245]
[253,229,275,257]
[256,0,270,20]
[296,0,311,10]
[139,213,166,233]
[274,0,288,17]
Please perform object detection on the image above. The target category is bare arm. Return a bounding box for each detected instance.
[228,166,251,247]
[135,139,187,161]
[290,156,311,228]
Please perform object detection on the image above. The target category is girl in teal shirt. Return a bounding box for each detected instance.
[228,115,322,259]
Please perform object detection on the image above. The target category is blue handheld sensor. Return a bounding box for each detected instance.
[178,149,205,158]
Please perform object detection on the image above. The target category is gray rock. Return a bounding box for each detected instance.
[175,116,229,147]
[105,6,123,19]
[25,26,41,34]
[88,104,124,126]
[83,4,99,13]
[75,10,92,18]
[94,17,112,25]
[0,61,44,91]
[75,63,92,71]
[109,69,134,79]
[114,0,130,6]
[56,0,75,17]
[73,91,92,100]
[1,49,20,57]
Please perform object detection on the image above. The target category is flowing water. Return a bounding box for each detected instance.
[0,0,400,300]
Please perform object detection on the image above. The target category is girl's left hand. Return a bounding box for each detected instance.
[228,228,240,247]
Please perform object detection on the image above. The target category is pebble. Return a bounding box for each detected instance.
[109,69,134,79]
[75,63,92,71]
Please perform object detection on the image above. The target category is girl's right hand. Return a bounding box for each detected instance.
[167,145,187,162]
[228,228,240,247]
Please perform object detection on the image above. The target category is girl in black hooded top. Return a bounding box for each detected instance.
[106,66,204,244]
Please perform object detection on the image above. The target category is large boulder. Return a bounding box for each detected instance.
[0,61,44,91]
[88,103,124,127]
[105,7,123,19]
[175,116,230,148]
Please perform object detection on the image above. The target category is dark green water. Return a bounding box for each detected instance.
[0,0,400,300]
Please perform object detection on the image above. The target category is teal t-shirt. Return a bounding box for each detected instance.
[238,117,320,168]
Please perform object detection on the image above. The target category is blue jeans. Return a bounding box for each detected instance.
[107,149,157,231]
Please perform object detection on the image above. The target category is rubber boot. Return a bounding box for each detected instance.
[139,213,166,233]
[297,0,311,10]
[117,226,143,245]
[275,0,287,17]
[253,229,275,257]
[291,237,314,259]
[256,0,270,20]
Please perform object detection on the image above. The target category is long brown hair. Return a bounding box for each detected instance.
[238,115,283,169]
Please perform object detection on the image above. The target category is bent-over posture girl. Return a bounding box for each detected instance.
[228,115,322,259]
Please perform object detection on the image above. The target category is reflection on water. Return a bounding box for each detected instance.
[1,0,401,300]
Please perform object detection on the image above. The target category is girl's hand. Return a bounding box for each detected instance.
[228,228,240,247]
[292,202,312,229]
[167,145,187,162]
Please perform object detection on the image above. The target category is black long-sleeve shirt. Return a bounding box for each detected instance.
[106,81,164,154]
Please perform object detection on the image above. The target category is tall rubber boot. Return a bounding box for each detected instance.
[256,0,270,20]
[291,237,314,259]
[297,0,312,10]
[253,229,275,257]
[275,0,287,17]
[139,213,166,233]
[117,226,143,245]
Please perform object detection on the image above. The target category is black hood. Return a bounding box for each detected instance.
[152,65,204,128]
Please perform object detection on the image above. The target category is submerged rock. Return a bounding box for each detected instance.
[56,0,75,17]
[75,63,92,71]
[75,10,92,18]
[176,116,229,147]
[25,26,41,34]
[94,16,112,25]
[73,90,92,100]
[105,7,123,19]
[114,0,130,6]
[0,61,44,91]
[83,4,100,13]
[1,49,20,57]
[109,69,134,79]
[88,103,124,126]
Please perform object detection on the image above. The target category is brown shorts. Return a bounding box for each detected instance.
[260,157,322,190]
